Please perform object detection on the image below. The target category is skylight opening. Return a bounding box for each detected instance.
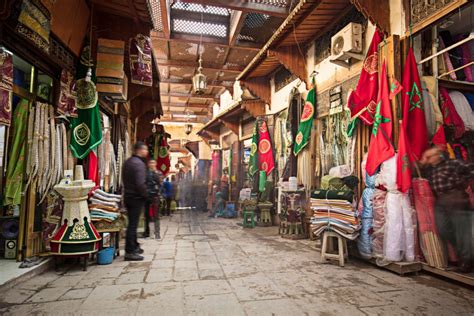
[171,3,230,16]
[173,19,227,38]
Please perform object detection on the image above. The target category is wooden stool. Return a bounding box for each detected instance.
[321,231,348,267]
[243,210,255,228]
[279,219,288,234]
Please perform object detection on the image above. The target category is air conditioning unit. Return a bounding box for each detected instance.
[330,23,364,68]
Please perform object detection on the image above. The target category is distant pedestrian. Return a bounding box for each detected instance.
[122,142,148,261]
[144,159,161,239]
[162,177,173,216]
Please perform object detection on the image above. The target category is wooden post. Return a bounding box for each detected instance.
[379,35,401,146]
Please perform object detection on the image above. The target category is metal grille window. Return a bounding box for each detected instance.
[173,19,227,37]
[410,0,455,25]
[171,2,230,16]
[147,0,164,31]
[245,13,270,29]
[237,34,256,42]
[249,0,288,8]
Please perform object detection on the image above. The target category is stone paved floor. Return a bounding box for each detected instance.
[1,210,473,316]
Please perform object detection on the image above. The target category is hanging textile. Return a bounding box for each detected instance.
[156,133,170,176]
[258,120,274,176]
[347,29,383,125]
[293,80,316,155]
[378,155,416,262]
[16,0,52,53]
[129,34,152,86]
[448,90,474,130]
[412,178,447,268]
[439,87,465,139]
[248,121,259,177]
[0,51,13,125]
[372,188,387,258]
[366,61,395,176]
[211,150,221,182]
[70,47,103,159]
[358,172,376,259]
[4,99,29,206]
[58,70,77,117]
[96,38,126,100]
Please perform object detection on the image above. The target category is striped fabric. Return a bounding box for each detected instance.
[96,38,127,101]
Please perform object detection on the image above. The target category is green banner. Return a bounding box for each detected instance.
[293,82,316,155]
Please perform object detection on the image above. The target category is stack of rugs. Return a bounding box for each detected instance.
[310,197,360,240]
[89,189,122,223]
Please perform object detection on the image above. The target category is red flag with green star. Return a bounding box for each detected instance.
[366,61,395,176]
[396,48,429,192]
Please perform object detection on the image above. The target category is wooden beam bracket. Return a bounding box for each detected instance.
[268,45,309,89]
[240,77,271,106]
[219,118,239,135]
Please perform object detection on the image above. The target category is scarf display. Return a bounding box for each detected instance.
[25,102,63,203]
[129,34,153,86]
[16,0,52,53]
[248,121,259,177]
[357,172,376,259]
[439,87,465,139]
[449,90,474,130]
[4,99,29,206]
[0,51,13,126]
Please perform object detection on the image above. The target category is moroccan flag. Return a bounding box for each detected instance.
[347,29,383,125]
[396,48,429,192]
[400,48,428,161]
[293,80,315,155]
[366,61,395,176]
[389,76,402,100]
[248,121,258,177]
[258,120,275,176]
[70,46,103,159]
[156,133,170,176]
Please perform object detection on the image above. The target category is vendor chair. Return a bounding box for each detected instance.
[321,231,348,267]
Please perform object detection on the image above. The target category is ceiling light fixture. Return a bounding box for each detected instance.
[193,11,207,94]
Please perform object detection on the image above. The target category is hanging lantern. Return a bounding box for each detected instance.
[184,123,193,135]
[192,55,207,94]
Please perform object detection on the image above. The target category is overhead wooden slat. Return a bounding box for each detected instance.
[229,11,248,46]
[160,0,171,38]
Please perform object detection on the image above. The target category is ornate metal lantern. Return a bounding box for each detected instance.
[184,123,193,135]
[192,55,207,94]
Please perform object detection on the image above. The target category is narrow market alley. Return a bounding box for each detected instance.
[1,209,472,316]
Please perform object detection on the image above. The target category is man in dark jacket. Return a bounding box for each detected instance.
[122,142,148,261]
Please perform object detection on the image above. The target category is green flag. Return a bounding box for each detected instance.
[70,46,103,159]
[293,81,316,155]
[248,121,258,177]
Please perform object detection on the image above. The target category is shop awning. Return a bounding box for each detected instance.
[237,0,389,100]
[197,99,265,140]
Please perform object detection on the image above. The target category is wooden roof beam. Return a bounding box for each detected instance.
[160,78,234,88]
[160,0,171,39]
[229,11,248,46]
[178,0,290,17]
[151,32,260,51]
[155,59,243,73]
[160,92,219,100]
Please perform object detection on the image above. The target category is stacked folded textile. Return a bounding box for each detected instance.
[310,198,360,240]
[89,189,122,222]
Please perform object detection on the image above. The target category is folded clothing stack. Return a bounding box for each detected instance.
[310,198,360,240]
[89,189,122,222]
